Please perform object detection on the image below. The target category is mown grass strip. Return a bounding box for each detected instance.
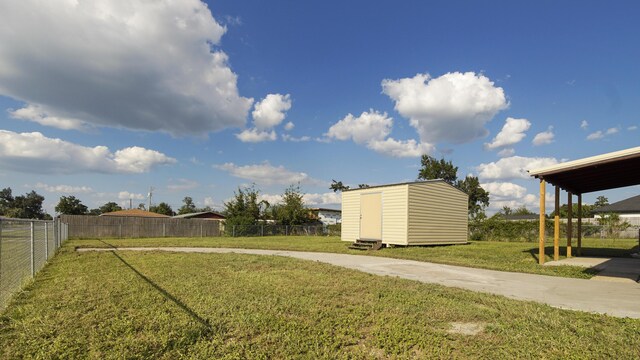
[70,236,639,279]
[1,247,639,359]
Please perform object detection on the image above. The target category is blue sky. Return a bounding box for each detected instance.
[0,0,638,215]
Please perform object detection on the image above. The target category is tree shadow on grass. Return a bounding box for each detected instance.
[108,250,213,335]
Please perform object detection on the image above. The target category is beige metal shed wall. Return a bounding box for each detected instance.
[407,182,468,244]
[340,191,360,242]
[340,185,409,244]
[380,185,409,245]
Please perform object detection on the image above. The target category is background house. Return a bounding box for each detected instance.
[308,208,341,225]
[592,195,640,226]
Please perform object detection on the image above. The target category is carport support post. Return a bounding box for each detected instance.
[554,186,560,261]
[577,194,582,256]
[567,192,573,258]
[539,180,546,264]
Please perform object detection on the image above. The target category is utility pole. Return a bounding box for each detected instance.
[148,186,154,211]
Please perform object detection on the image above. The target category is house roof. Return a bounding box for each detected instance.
[172,211,225,219]
[100,209,170,218]
[528,146,640,194]
[592,194,640,214]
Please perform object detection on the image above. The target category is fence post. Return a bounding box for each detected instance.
[201,223,203,237]
[119,224,122,239]
[163,223,166,237]
[261,224,264,237]
[285,225,288,236]
[30,221,35,277]
[45,222,49,260]
[232,225,235,237]
[0,218,3,288]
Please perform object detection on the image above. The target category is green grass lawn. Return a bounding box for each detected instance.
[1,246,639,359]
[69,236,640,279]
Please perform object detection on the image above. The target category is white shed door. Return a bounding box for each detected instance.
[360,193,382,240]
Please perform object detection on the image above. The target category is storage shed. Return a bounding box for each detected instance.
[341,180,468,246]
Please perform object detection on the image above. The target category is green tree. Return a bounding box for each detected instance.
[178,196,197,215]
[0,188,49,219]
[87,208,102,216]
[99,202,122,214]
[501,206,513,216]
[330,180,368,192]
[456,176,490,220]
[55,196,88,215]
[418,155,490,218]
[330,180,349,192]
[514,206,534,215]
[0,187,14,215]
[223,186,267,233]
[593,196,609,209]
[270,184,310,225]
[150,202,174,216]
[418,155,458,186]
[597,212,630,238]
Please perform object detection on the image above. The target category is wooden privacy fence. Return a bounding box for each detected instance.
[61,215,223,239]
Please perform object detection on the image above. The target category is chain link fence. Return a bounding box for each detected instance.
[227,224,340,237]
[0,217,68,310]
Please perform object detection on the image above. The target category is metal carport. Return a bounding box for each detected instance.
[528,146,640,264]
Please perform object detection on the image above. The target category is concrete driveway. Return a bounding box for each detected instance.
[78,247,640,319]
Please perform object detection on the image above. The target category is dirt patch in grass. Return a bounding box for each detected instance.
[447,322,486,335]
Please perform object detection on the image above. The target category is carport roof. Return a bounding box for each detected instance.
[528,146,640,194]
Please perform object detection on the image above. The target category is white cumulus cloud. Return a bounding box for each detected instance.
[214,161,324,186]
[587,127,619,141]
[382,72,508,144]
[9,105,88,131]
[586,131,604,140]
[532,126,555,146]
[0,0,252,135]
[485,117,531,150]
[497,148,515,157]
[237,93,292,142]
[0,130,175,174]
[326,110,431,158]
[303,192,342,206]
[326,110,392,144]
[284,122,295,131]
[476,156,558,180]
[252,94,292,129]
[118,191,145,200]
[367,138,434,158]
[34,182,93,194]
[235,128,277,142]
[481,182,540,214]
[580,120,589,129]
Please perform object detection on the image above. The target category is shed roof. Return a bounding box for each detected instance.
[528,146,640,194]
[172,211,225,219]
[343,179,466,195]
[592,194,640,214]
[100,209,170,218]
